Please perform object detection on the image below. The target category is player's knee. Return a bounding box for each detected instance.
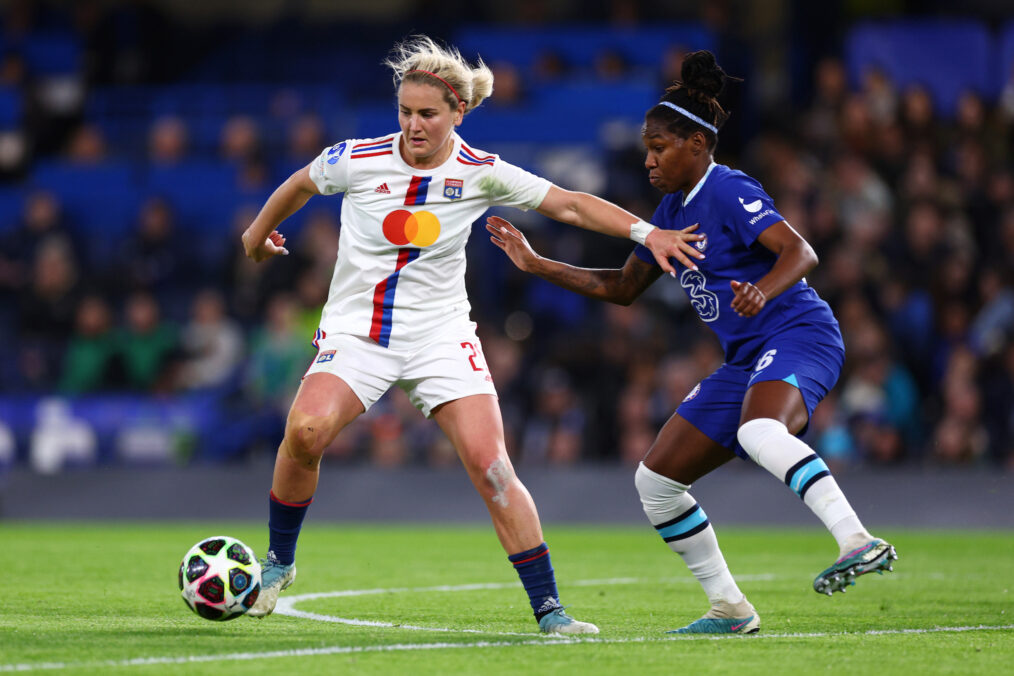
[634,461,690,522]
[284,411,332,464]
[482,457,515,506]
[736,418,787,463]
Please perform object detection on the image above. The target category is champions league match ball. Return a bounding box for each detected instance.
[179,536,261,621]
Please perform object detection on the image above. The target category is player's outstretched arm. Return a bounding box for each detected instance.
[486,216,662,306]
[242,163,320,262]
[534,185,704,276]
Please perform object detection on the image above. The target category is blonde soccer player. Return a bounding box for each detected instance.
[240,35,702,633]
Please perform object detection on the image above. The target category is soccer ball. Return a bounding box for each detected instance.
[179,536,261,621]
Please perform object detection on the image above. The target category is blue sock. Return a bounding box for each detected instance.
[509,542,562,620]
[267,491,312,565]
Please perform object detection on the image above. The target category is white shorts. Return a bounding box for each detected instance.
[303,320,497,417]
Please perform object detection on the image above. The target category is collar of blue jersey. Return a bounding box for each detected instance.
[683,161,717,206]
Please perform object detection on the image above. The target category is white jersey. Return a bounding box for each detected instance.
[308,131,551,350]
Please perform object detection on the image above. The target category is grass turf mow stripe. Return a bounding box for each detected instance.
[2,576,1011,673]
[3,625,1012,672]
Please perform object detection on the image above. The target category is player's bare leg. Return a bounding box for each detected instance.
[250,373,365,618]
[639,413,759,634]
[433,394,597,634]
[738,380,896,596]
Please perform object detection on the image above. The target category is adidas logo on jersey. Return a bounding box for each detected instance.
[375,183,391,194]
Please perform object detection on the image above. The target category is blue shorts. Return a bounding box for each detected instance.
[677,331,844,459]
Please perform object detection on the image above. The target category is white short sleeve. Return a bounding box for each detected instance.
[484,158,553,211]
[308,141,352,195]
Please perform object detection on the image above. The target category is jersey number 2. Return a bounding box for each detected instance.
[460,342,484,372]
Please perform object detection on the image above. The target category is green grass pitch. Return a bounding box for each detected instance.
[1,523,1011,674]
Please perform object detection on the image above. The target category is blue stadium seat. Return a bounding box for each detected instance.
[0,187,25,234]
[0,86,21,128]
[21,32,81,75]
[31,160,139,235]
[845,20,994,117]
[998,21,1014,94]
[144,161,239,232]
[531,80,658,118]
[455,24,715,74]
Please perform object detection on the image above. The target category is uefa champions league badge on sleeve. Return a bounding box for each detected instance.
[327,142,347,165]
[443,178,463,200]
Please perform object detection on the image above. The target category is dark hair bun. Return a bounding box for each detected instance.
[681,50,726,99]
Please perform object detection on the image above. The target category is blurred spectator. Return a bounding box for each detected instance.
[801,57,847,159]
[286,113,326,160]
[839,322,921,462]
[0,190,75,294]
[593,48,629,81]
[176,288,244,391]
[116,291,178,392]
[861,67,898,126]
[246,293,311,415]
[488,61,525,107]
[16,238,80,389]
[969,267,1014,358]
[532,49,570,83]
[59,295,120,394]
[219,115,262,165]
[899,84,941,153]
[148,115,188,165]
[519,368,586,465]
[980,341,1014,467]
[65,122,107,163]
[116,196,189,299]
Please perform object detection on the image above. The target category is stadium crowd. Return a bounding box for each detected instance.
[0,2,1011,470]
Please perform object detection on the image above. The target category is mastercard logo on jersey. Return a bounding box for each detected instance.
[383,209,441,247]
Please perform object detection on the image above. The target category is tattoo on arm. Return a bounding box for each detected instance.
[533,253,661,305]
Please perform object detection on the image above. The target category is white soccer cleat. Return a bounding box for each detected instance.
[247,553,296,618]
[537,608,600,635]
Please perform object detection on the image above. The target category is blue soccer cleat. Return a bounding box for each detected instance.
[538,608,599,635]
[247,551,296,618]
[813,538,898,596]
[667,599,760,635]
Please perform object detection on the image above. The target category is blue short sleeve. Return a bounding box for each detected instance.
[717,172,784,248]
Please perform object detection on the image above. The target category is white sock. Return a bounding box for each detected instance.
[634,462,745,606]
[737,418,872,553]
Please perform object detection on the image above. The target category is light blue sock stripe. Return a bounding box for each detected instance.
[657,507,709,540]
[789,458,830,497]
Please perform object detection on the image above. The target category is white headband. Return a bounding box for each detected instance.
[658,101,718,134]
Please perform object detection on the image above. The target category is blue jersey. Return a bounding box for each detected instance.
[635,163,843,368]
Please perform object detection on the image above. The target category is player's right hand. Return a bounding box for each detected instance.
[486,216,539,272]
[243,229,289,262]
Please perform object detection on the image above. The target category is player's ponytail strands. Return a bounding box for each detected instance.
[647,50,740,146]
[385,35,494,115]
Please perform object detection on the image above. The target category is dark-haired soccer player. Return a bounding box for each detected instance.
[488,50,896,635]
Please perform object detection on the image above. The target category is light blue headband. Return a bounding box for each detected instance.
[657,101,718,134]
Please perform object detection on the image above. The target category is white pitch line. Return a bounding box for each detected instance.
[274,575,777,636]
[3,625,1013,672]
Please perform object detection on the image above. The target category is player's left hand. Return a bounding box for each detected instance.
[486,216,540,272]
[644,224,705,277]
[730,280,766,317]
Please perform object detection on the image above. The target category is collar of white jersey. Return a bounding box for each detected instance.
[392,131,464,173]
[683,161,717,206]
